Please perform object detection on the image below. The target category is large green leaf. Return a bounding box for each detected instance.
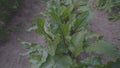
[41,55,73,68]
[76,56,102,68]
[81,56,102,66]
[69,31,87,57]
[86,40,120,57]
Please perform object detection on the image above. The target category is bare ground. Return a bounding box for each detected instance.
[0,0,120,68]
[89,0,120,46]
[89,9,120,46]
[0,0,45,68]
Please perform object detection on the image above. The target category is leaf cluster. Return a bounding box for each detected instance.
[22,0,120,68]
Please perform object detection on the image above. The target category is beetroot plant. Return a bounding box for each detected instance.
[22,0,120,68]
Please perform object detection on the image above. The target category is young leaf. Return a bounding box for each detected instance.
[27,24,37,32]
[35,18,45,34]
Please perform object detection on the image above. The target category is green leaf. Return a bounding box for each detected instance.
[41,55,73,68]
[44,21,55,39]
[73,12,88,31]
[65,35,72,43]
[35,18,45,34]
[40,56,55,68]
[62,5,73,19]
[86,40,120,57]
[47,36,61,56]
[77,56,103,68]
[21,41,37,49]
[77,6,89,12]
[27,24,37,32]
[73,0,88,8]
[56,42,68,54]
[69,31,87,57]
[21,41,33,48]
[60,23,69,35]
[86,32,103,40]
[22,42,48,68]
[81,56,102,66]
[49,11,59,22]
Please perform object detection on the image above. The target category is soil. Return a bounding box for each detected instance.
[0,0,120,68]
[89,0,120,46]
[0,0,45,68]
[89,9,120,46]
